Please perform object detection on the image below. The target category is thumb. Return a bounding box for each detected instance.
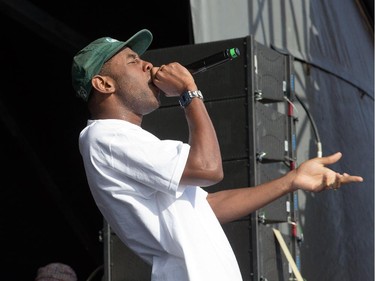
[317,152,342,166]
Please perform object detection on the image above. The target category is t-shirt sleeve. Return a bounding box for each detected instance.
[95,123,190,197]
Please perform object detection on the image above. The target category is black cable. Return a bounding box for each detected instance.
[271,44,373,101]
[294,94,323,157]
[85,264,104,281]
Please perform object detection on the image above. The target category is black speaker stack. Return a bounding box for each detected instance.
[102,35,301,281]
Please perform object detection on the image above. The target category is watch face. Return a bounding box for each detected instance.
[179,92,190,107]
[179,90,203,108]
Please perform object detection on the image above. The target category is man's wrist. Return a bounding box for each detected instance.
[179,90,204,108]
[286,169,299,192]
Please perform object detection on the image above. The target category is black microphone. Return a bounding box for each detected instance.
[184,47,240,75]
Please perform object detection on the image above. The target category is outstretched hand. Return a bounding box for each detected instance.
[292,152,363,192]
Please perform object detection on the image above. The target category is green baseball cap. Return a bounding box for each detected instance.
[71,29,153,101]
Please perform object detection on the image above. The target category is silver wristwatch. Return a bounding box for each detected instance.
[179,90,204,108]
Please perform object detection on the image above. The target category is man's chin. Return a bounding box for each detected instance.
[144,102,160,116]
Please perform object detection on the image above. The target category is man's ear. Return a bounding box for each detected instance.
[91,75,115,94]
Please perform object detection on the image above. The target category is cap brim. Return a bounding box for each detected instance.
[109,29,153,61]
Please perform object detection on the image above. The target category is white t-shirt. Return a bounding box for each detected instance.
[79,119,243,281]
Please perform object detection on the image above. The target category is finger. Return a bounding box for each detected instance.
[332,173,341,190]
[323,174,335,191]
[322,174,328,188]
[336,173,342,189]
[330,173,363,190]
[317,152,342,166]
[325,173,342,190]
[341,174,364,184]
[152,65,166,81]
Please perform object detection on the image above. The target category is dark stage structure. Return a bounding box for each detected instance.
[3,1,371,280]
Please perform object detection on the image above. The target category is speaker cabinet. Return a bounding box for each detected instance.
[103,221,152,281]
[103,35,299,281]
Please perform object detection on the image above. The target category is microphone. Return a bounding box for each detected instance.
[184,47,240,75]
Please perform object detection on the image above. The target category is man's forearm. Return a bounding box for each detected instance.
[181,97,224,186]
[207,170,296,224]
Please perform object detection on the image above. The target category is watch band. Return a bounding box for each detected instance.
[179,90,204,108]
